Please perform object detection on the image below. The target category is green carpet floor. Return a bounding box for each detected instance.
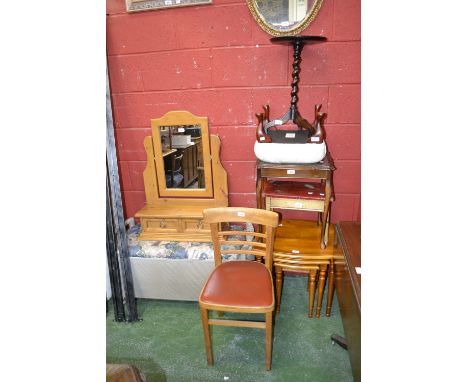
[106,275,353,382]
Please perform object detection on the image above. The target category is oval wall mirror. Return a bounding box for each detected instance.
[247,0,324,36]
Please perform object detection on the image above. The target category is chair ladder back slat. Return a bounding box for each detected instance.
[203,207,279,268]
[218,239,267,249]
[218,230,267,239]
[220,249,267,257]
[203,207,279,227]
[210,222,222,267]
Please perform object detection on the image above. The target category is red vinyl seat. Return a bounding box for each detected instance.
[200,261,273,309]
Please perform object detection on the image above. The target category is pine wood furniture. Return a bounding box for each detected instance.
[274,252,328,318]
[199,207,279,370]
[333,222,361,382]
[135,111,228,242]
[256,152,335,248]
[274,219,335,318]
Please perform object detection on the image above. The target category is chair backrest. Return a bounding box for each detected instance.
[203,207,279,270]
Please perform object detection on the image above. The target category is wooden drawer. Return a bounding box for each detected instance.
[137,215,213,242]
[143,218,180,233]
[268,197,324,211]
[183,219,210,233]
[261,167,326,179]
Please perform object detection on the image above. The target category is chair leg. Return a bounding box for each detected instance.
[274,267,283,315]
[326,262,335,317]
[265,311,273,371]
[315,264,328,318]
[200,307,213,366]
[308,269,318,318]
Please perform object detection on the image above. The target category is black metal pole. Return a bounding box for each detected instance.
[106,168,126,322]
[106,66,139,322]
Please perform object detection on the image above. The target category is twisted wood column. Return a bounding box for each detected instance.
[290,40,304,120]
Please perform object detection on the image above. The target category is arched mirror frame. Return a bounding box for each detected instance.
[152,111,214,198]
[246,0,324,36]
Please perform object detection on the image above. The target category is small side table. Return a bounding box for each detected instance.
[256,152,335,248]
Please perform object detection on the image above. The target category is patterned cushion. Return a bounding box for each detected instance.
[127,224,254,261]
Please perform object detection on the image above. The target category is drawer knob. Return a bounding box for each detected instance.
[197,220,204,229]
[160,220,167,228]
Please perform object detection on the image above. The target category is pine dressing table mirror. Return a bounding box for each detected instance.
[247,0,324,36]
[135,111,228,241]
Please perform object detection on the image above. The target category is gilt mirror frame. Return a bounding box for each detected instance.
[152,111,213,199]
[246,0,324,36]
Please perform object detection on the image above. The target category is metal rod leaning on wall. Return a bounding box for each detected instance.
[106,168,126,322]
[106,66,139,322]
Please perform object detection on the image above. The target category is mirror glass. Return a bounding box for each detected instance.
[159,125,205,189]
[248,0,323,36]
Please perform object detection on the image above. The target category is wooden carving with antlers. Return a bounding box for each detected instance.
[256,103,326,144]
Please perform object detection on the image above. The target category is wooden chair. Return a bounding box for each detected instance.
[199,207,279,370]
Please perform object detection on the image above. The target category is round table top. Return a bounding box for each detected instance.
[270,35,327,45]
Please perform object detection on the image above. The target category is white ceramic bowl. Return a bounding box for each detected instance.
[254,140,327,164]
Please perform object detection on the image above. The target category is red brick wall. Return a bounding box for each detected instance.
[106,0,361,222]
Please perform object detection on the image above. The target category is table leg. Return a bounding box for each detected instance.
[321,176,332,249]
[326,260,334,317]
[318,180,325,226]
[308,269,318,318]
[324,209,330,248]
[255,167,267,235]
[256,167,263,209]
[315,264,328,318]
[275,266,283,315]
